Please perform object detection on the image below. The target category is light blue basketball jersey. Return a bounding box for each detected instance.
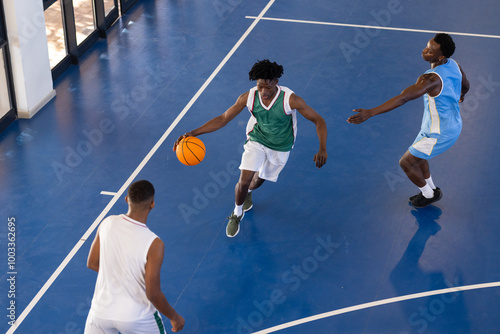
[421,58,462,138]
[409,58,463,159]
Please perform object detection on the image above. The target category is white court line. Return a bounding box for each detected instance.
[251,281,500,334]
[245,16,500,39]
[100,191,117,196]
[6,1,276,333]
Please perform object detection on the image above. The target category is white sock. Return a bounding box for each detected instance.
[425,176,436,190]
[248,189,252,193]
[419,184,434,199]
[234,204,243,216]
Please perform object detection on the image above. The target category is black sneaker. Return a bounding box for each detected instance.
[409,188,442,203]
[411,188,443,208]
[433,187,443,202]
[409,192,422,202]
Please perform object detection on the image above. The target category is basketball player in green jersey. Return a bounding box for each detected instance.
[174,59,327,237]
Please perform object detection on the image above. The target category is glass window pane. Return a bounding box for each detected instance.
[104,0,116,16]
[44,1,67,68]
[73,0,96,45]
[0,48,12,118]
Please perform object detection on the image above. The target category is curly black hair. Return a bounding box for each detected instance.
[248,59,284,81]
[434,33,456,58]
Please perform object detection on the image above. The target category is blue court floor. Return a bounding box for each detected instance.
[1,0,500,333]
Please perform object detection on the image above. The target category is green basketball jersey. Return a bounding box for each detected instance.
[245,85,297,152]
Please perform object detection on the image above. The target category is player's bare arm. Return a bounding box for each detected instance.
[173,92,249,150]
[458,64,470,102]
[347,73,442,124]
[289,93,328,168]
[87,226,101,272]
[145,238,185,332]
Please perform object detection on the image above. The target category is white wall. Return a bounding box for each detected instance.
[3,0,55,119]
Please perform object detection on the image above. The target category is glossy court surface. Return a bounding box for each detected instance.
[1,0,500,333]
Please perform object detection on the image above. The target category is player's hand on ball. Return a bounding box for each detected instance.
[347,109,371,124]
[173,133,191,151]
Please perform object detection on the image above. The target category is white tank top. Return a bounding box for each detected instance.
[90,214,159,321]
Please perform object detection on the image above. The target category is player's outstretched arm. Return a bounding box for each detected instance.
[347,73,442,124]
[290,94,327,168]
[173,92,249,151]
[87,226,101,272]
[145,238,185,332]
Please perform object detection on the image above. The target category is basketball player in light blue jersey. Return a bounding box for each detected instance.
[175,60,327,237]
[348,33,469,208]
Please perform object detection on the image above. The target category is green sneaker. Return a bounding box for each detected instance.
[226,212,244,237]
[243,192,253,212]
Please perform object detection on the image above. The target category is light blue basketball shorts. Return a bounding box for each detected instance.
[408,130,460,160]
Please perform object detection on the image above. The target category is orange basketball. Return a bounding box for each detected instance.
[176,136,206,166]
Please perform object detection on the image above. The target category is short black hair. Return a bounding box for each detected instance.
[434,33,455,58]
[128,180,155,205]
[249,59,284,81]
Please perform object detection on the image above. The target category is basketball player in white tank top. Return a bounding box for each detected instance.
[85,180,184,333]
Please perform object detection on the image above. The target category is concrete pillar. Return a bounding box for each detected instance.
[3,0,56,119]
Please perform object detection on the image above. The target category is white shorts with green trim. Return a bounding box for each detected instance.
[84,310,166,334]
[239,140,290,182]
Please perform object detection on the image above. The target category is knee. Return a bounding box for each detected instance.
[238,178,251,188]
[399,156,411,172]
[238,173,253,188]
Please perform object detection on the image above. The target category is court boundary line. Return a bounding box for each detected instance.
[251,281,500,334]
[100,191,117,196]
[245,16,500,39]
[6,1,276,332]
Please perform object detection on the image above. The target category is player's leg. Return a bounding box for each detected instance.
[419,159,430,179]
[240,172,265,213]
[249,172,265,191]
[406,130,458,206]
[242,146,290,215]
[400,151,441,207]
[417,158,442,202]
[227,169,254,237]
[235,169,256,206]
[227,141,265,237]
[399,150,427,188]
[408,157,430,201]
